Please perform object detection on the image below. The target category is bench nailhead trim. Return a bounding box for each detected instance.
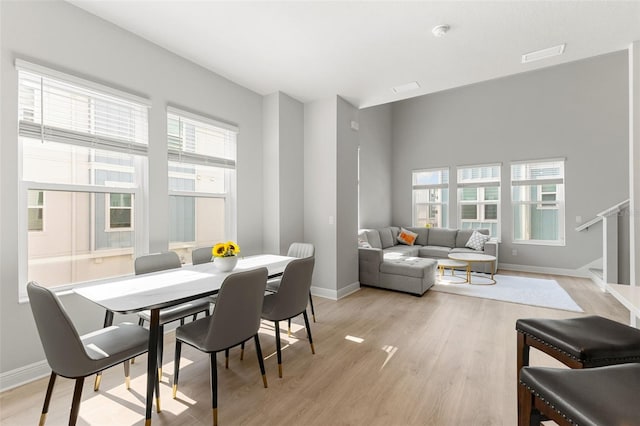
[519,380,579,426]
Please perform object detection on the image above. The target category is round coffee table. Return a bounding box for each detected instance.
[436,259,468,284]
[447,253,497,285]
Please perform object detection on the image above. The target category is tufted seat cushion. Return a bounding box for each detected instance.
[519,363,640,426]
[516,316,640,366]
[380,257,433,278]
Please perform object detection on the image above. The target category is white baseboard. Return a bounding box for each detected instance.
[310,281,360,301]
[0,360,50,393]
[498,263,589,278]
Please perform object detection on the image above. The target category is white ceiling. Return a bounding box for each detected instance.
[68,0,640,108]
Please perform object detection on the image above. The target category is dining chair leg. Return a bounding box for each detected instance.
[93,371,102,391]
[173,341,182,399]
[124,359,131,389]
[210,352,218,426]
[287,318,292,336]
[69,377,84,426]
[253,334,268,388]
[308,291,316,322]
[240,341,245,360]
[302,310,315,354]
[225,348,230,369]
[39,372,57,426]
[274,320,283,378]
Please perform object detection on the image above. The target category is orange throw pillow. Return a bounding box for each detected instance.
[397,227,418,246]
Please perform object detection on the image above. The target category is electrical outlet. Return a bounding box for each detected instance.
[511,249,518,256]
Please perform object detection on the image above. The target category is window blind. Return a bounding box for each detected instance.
[167,109,237,169]
[511,160,564,186]
[17,63,149,156]
[457,164,501,188]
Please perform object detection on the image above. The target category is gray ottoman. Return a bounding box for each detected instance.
[378,257,437,296]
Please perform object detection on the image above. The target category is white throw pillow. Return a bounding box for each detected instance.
[465,231,490,251]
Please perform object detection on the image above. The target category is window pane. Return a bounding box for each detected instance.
[169,162,226,193]
[28,207,43,231]
[27,190,134,288]
[28,190,44,206]
[22,137,139,187]
[484,186,499,201]
[413,169,448,185]
[169,196,226,263]
[484,204,498,220]
[461,187,477,201]
[513,204,559,241]
[110,193,131,207]
[461,205,477,220]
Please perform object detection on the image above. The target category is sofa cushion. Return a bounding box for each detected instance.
[466,230,491,250]
[390,226,400,239]
[419,246,452,258]
[450,247,480,255]
[456,228,489,248]
[427,228,457,248]
[406,227,429,246]
[378,228,395,249]
[364,229,382,249]
[380,257,435,278]
[384,246,420,257]
[397,227,418,245]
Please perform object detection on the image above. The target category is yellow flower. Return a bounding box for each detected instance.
[212,243,228,258]
[226,241,240,255]
[211,241,240,257]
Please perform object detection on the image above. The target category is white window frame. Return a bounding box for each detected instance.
[105,192,134,232]
[511,158,565,246]
[457,163,501,240]
[17,60,150,300]
[167,107,238,250]
[412,167,449,228]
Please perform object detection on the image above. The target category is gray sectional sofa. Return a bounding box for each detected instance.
[358,227,498,296]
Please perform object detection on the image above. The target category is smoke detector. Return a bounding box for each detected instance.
[432,24,450,37]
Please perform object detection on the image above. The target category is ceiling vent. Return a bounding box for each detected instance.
[522,44,566,64]
[392,81,420,94]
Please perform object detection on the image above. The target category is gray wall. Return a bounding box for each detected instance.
[278,93,305,255]
[390,51,629,270]
[358,103,393,228]
[303,96,359,295]
[304,98,337,292]
[0,1,264,377]
[263,92,305,255]
[262,92,280,254]
[336,97,359,292]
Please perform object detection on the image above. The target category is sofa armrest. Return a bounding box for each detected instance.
[358,247,383,286]
[484,239,499,272]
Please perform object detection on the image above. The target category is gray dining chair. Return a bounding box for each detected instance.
[135,251,211,378]
[266,242,317,325]
[261,256,315,378]
[192,246,214,265]
[27,281,149,426]
[172,267,269,426]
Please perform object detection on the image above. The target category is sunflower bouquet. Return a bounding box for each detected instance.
[212,241,240,258]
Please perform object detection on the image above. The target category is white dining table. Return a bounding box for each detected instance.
[75,254,294,425]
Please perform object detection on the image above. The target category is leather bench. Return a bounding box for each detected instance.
[519,363,640,426]
[515,315,640,424]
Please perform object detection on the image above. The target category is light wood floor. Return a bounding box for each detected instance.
[0,271,629,426]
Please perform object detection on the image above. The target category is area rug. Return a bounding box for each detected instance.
[432,274,583,312]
